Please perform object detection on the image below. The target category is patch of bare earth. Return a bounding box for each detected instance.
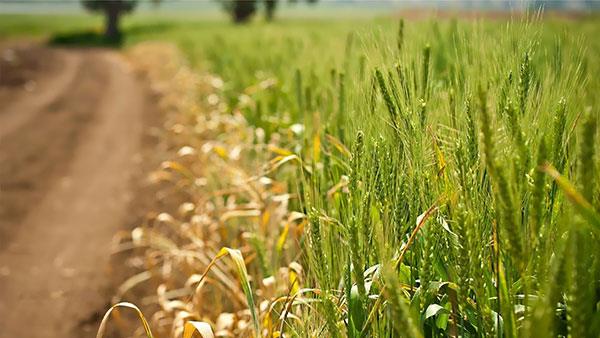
[0,44,160,338]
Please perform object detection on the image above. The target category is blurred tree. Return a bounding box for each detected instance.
[229,0,258,23]
[82,0,137,40]
[223,0,316,23]
[265,0,277,21]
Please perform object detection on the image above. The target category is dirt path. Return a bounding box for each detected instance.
[0,45,153,337]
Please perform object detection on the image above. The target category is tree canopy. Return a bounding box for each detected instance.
[82,0,137,40]
[223,0,317,23]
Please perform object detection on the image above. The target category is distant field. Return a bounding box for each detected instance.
[2,11,598,99]
[2,11,599,337]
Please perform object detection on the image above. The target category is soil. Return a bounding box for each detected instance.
[0,44,160,338]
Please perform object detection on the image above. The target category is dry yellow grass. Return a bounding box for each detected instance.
[102,42,308,337]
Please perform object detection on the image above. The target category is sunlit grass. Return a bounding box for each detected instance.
[3,11,597,338]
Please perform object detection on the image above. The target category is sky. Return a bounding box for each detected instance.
[0,0,598,14]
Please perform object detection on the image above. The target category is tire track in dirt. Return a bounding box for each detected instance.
[0,49,103,248]
[0,48,83,138]
[0,46,153,338]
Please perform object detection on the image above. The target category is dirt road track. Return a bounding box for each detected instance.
[0,45,153,337]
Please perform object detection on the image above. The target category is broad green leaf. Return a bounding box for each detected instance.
[425,303,449,320]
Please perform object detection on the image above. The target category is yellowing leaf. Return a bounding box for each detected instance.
[313,134,321,162]
[183,321,214,338]
[268,144,294,156]
[289,269,300,295]
[265,155,300,174]
[96,302,153,338]
[542,163,600,231]
[213,146,228,159]
[325,134,351,157]
[116,271,152,300]
[276,222,290,253]
[161,161,196,181]
[261,209,271,232]
[195,247,260,337]
[220,209,261,222]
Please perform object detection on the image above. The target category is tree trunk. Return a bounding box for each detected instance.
[105,4,121,40]
[265,0,277,21]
